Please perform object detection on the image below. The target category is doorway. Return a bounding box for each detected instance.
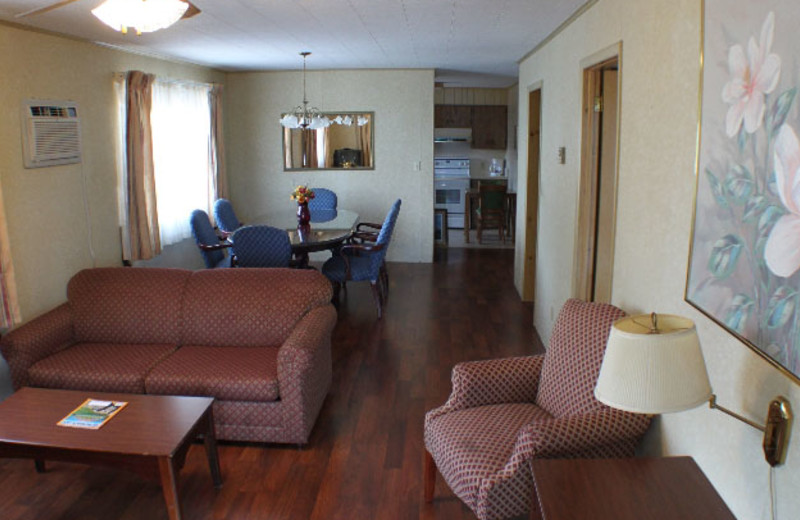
[574,54,620,303]
[521,88,541,302]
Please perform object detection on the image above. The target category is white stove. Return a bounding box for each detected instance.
[434,158,470,229]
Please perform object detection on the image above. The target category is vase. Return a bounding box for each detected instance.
[297,202,311,225]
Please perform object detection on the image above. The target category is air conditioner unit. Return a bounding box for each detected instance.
[21,100,82,169]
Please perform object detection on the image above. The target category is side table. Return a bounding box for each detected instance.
[530,457,736,520]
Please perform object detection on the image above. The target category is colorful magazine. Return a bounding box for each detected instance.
[57,398,128,430]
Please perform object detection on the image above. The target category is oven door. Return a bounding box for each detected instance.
[434,178,469,228]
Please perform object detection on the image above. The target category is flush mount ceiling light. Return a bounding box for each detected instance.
[280,52,331,130]
[92,0,188,35]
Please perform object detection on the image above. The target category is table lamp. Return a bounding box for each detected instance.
[594,312,792,467]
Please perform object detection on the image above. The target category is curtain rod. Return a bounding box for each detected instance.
[112,71,221,89]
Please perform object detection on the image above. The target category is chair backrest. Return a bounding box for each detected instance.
[190,209,226,269]
[308,188,338,212]
[214,198,242,233]
[535,298,626,418]
[370,199,402,272]
[230,225,292,268]
[478,183,507,213]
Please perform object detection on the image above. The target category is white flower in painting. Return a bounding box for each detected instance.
[722,12,781,137]
[765,124,800,278]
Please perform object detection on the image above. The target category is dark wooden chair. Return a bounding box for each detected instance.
[476,182,507,244]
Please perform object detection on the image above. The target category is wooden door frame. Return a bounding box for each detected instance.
[574,43,622,301]
[522,86,542,302]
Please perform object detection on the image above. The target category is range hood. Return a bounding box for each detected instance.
[434,127,472,143]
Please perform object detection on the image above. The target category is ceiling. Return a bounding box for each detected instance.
[0,0,589,88]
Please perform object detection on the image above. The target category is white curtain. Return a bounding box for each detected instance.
[150,80,213,246]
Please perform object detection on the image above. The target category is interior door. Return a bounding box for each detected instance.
[575,57,620,303]
[522,89,541,302]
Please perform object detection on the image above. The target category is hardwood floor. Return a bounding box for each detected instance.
[0,248,544,520]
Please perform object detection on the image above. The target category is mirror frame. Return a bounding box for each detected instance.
[282,111,375,171]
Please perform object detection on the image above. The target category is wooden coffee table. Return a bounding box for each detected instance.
[0,387,222,520]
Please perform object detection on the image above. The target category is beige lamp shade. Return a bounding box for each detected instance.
[594,313,713,414]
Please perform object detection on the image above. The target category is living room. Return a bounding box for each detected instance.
[0,0,798,519]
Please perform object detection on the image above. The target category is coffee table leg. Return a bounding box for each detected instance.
[158,457,183,520]
[203,412,223,488]
[34,459,46,473]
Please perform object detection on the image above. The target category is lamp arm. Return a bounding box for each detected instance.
[709,394,765,432]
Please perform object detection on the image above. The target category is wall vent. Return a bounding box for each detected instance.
[21,100,82,169]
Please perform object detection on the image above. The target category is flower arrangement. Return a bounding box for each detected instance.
[291,185,315,205]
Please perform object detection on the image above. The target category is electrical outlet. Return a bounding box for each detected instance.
[413,161,422,171]
[557,147,566,164]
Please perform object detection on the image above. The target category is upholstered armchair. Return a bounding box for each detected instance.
[213,198,243,237]
[308,188,338,212]
[229,225,293,268]
[189,209,232,268]
[424,299,652,520]
[322,199,401,318]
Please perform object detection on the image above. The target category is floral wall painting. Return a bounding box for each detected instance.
[687,1,800,384]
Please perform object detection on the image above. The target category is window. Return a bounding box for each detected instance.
[150,80,213,245]
[115,72,223,260]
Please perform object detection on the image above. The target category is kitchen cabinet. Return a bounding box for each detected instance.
[435,105,508,150]
[471,105,507,150]
[434,105,472,128]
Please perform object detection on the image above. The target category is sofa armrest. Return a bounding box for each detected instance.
[426,355,544,425]
[0,303,75,390]
[277,305,338,442]
[519,408,652,459]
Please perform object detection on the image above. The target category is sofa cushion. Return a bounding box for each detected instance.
[28,343,177,394]
[68,268,191,345]
[145,346,280,402]
[181,268,333,348]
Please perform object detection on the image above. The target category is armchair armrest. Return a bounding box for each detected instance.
[277,305,338,442]
[356,222,383,232]
[0,303,75,390]
[426,356,544,424]
[519,407,652,459]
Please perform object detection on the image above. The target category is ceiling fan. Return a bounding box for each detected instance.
[15,0,201,26]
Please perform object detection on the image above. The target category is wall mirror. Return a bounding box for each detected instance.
[283,112,374,171]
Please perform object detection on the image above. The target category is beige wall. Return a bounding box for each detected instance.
[0,23,224,321]
[225,69,434,263]
[515,0,799,517]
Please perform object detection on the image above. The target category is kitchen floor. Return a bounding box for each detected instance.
[446,228,514,249]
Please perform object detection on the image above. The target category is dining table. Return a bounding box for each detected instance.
[250,208,360,266]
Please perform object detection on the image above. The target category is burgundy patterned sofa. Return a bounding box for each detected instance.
[0,267,337,444]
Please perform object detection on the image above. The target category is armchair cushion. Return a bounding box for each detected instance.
[535,299,626,418]
[322,252,379,283]
[28,343,177,394]
[145,346,280,402]
[425,403,551,514]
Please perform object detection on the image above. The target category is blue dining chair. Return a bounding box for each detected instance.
[189,209,232,269]
[213,198,242,236]
[308,188,338,212]
[322,199,401,319]
[229,225,293,268]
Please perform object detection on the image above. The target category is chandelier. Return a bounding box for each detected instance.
[92,0,188,35]
[280,52,332,130]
